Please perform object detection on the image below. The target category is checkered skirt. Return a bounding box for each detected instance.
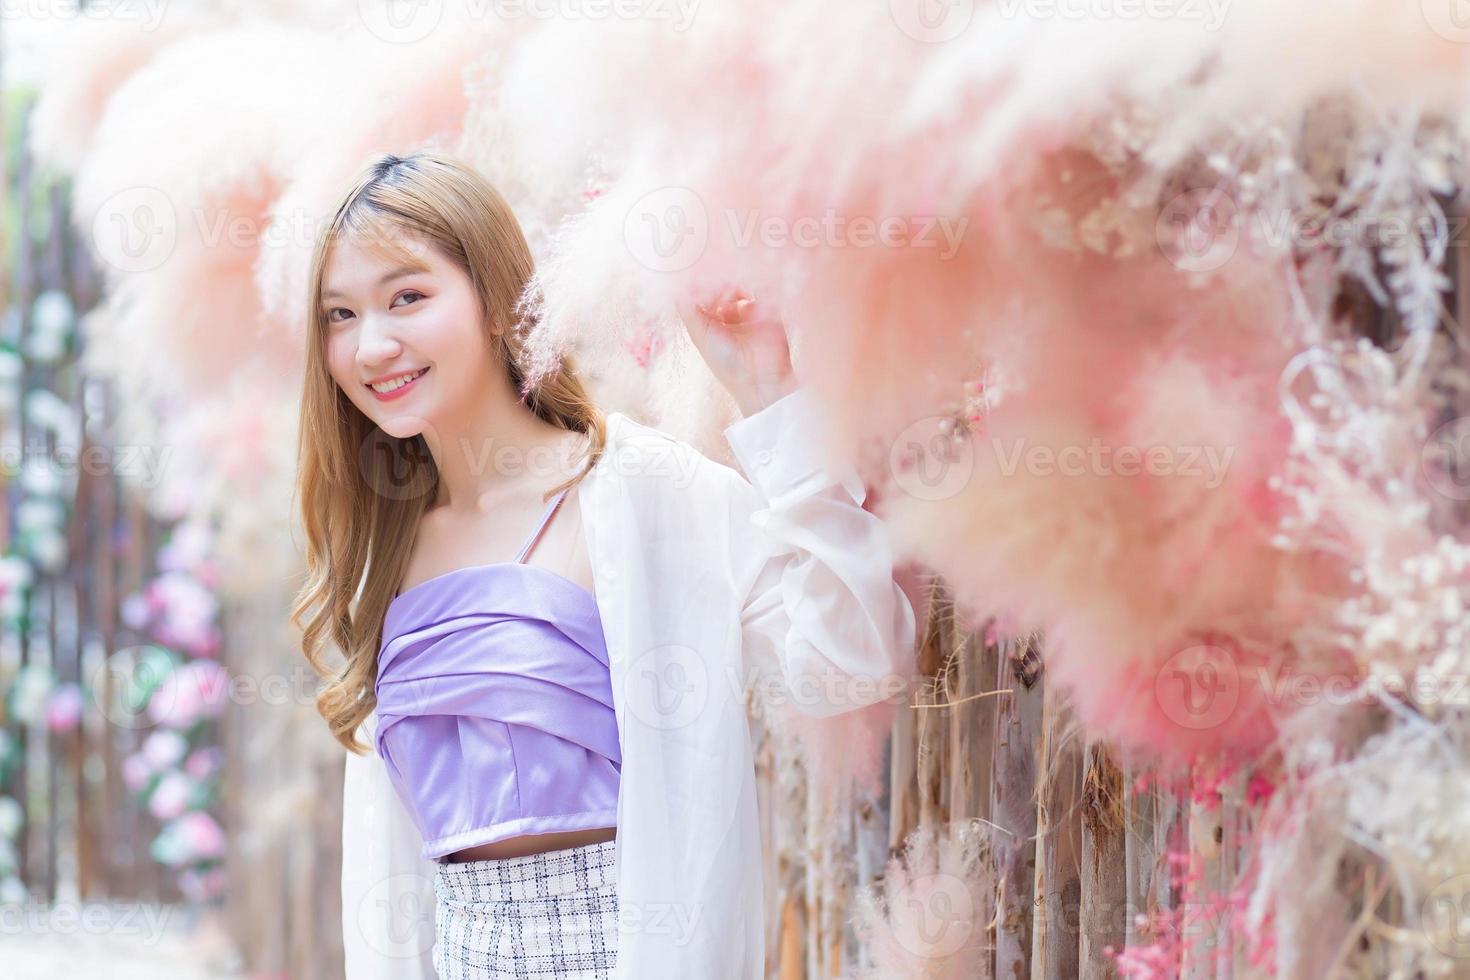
[431,837,620,979]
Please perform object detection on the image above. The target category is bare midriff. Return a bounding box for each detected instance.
[443,825,617,863]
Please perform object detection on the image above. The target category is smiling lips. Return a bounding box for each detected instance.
[367,366,429,401]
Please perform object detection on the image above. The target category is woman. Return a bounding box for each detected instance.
[293,151,917,979]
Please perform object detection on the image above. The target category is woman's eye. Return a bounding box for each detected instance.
[392,290,424,308]
[327,307,352,323]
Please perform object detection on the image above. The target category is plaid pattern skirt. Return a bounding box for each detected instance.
[431,837,620,979]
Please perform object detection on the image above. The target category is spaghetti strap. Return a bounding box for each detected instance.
[513,487,569,564]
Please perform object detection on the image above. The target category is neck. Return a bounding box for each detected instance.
[418,377,583,515]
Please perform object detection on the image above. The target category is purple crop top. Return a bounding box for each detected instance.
[373,486,621,862]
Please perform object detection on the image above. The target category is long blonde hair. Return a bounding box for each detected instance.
[291,151,607,754]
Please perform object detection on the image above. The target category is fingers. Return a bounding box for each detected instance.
[679,287,757,334]
[706,295,756,325]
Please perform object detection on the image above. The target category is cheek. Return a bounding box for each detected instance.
[426,297,480,347]
[325,336,358,391]
[421,300,492,368]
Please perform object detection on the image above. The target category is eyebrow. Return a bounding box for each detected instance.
[321,264,430,301]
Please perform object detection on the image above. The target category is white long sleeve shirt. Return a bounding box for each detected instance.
[340,385,918,979]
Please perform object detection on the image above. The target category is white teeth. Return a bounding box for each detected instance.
[370,368,426,394]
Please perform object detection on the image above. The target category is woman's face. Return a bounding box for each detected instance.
[321,226,494,440]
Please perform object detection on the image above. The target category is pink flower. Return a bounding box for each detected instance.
[178,865,226,902]
[122,752,151,792]
[157,522,214,574]
[1246,772,1276,806]
[148,772,192,822]
[175,811,225,861]
[44,683,84,733]
[149,661,229,729]
[142,728,188,769]
[184,746,224,781]
[145,571,219,656]
[120,593,151,630]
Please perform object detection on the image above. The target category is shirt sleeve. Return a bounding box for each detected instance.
[341,715,438,980]
[722,386,918,718]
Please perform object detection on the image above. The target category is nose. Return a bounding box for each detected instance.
[355,311,402,372]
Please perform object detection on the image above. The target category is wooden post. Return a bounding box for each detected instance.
[1080,743,1126,978]
[992,631,1045,979]
[1031,686,1082,980]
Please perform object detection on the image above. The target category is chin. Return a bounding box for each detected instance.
[376,414,432,441]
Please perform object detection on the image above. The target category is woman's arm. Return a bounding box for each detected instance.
[340,716,438,980]
[723,385,918,718]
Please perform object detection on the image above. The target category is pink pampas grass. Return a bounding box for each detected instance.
[851,818,996,978]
